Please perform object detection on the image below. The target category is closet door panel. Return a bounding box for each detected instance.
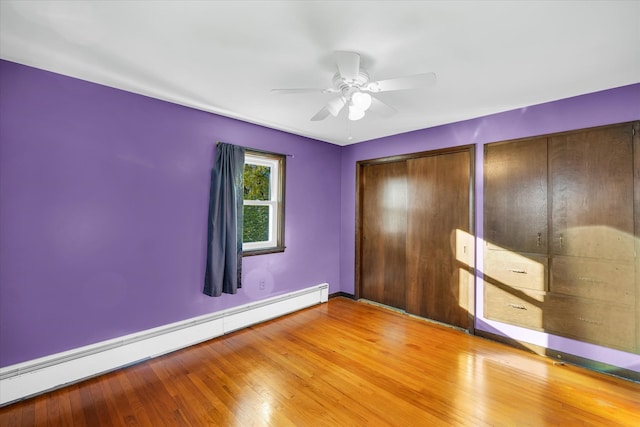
[635,122,640,353]
[549,125,635,261]
[484,138,548,253]
[406,150,471,328]
[360,161,407,309]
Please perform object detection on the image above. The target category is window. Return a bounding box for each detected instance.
[243,150,285,254]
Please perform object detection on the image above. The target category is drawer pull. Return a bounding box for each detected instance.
[508,303,527,310]
[578,317,603,326]
[578,277,602,284]
[508,269,527,274]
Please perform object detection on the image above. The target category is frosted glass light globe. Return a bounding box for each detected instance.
[348,105,365,121]
[351,92,372,111]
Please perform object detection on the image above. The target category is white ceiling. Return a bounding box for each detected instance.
[1,1,639,146]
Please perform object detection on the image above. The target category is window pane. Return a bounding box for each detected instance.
[243,164,271,200]
[243,205,270,243]
[242,150,284,254]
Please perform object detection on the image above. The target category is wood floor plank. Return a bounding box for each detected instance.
[1,298,639,426]
[125,362,186,426]
[33,394,48,426]
[65,385,89,427]
[77,380,104,426]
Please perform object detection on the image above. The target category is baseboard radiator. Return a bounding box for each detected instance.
[0,283,329,406]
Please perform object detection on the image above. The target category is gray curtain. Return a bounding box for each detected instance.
[204,142,245,297]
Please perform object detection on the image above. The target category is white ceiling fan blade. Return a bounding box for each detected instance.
[311,97,346,121]
[326,97,346,117]
[334,51,361,81]
[311,106,331,121]
[271,88,331,95]
[368,72,437,92]
[368,95,397,118]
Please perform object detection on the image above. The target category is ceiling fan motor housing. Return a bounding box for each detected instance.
[333,70,371,93]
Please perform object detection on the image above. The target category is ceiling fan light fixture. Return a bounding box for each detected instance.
[351,91,372,111]
[348,104,366,121]
[272,51,435,123]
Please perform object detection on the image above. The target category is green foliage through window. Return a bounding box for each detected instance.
[243,163,271,243]
[244,165,270,200]
[244,205,269,242]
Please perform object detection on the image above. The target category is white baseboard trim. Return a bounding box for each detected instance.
[0,283,329,406]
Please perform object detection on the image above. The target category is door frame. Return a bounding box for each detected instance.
[355,145,476,332]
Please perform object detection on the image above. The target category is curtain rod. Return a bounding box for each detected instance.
[216,142,294,158]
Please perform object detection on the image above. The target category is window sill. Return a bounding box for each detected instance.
[243,246,286,257]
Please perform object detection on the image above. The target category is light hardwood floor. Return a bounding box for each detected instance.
[1,297,639,426]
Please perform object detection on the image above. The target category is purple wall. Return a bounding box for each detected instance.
[0,60,342,367]
[339,83,640,371]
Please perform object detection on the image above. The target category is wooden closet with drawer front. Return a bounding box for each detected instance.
[483,121,639,354]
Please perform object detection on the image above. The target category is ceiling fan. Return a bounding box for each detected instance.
[271,51,436,122]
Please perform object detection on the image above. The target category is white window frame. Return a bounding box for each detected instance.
[243,152,285,254]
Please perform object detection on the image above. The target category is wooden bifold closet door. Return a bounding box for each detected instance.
[360,161,407,310]
[358,147,474,330]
